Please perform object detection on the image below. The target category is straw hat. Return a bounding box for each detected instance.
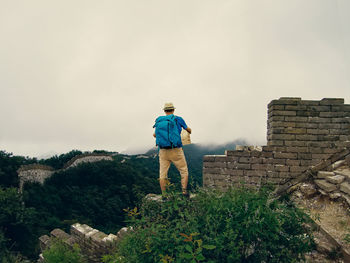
[163,102,176,111]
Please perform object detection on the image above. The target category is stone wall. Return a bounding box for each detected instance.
[39,223,128,263]
[18,154,113,191]
[203,98,350,190]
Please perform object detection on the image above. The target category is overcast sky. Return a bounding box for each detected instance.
[1,0,350,158]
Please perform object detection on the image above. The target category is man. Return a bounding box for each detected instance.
[153,102,192,197]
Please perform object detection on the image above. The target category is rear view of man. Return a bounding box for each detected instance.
[153,103,192,197]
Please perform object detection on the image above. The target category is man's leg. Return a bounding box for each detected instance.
[171,148,189,194]
[159,149,171,194]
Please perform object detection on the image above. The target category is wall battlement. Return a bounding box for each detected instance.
[39,223,129,263]
[203,98,350,189]
[18,153,113,191]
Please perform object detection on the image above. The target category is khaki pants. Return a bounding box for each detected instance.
[159,148,188,184]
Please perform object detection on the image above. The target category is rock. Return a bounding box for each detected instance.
[317,171,335,179]
[315,180,337,192]
[335,168,350,179]
[340,181,350,195]
[326,174,345,184]
[314,236,335,255]
[332,160,345,170]
[300,183,317,198]
[342,194,350,206]
[329,192,342,200]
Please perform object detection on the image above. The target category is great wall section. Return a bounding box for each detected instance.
[203,97,350,261]
[17,153,114,191]
[18,97,350,262]
[203,97,350,195]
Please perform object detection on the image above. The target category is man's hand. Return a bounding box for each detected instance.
[186,127,192,134]
[153,132,156,138]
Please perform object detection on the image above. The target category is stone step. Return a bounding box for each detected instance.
[335,168,350,180]
[317,171,335,179]
[331,160,346,170]
[340,181,350,195]
[315,180,337,192]
[326,174,345,184]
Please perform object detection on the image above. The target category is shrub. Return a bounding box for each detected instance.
[108,186,314,263]
[42,239,86,263]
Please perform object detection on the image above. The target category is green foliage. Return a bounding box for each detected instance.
[42,239,86,263]
[0,187,39,259]
[23,157,159,234]
[111,187,314,263]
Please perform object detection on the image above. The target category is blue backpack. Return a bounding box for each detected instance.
[153,115,182,148]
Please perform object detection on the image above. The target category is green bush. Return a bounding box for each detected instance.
[108,186,314,263]
[42,239,86,263]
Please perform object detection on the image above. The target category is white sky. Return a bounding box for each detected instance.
[1,0,350,157]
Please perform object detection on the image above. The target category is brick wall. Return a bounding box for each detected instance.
[203,98,350,190]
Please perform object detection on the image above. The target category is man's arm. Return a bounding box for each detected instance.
[185,127,192,134]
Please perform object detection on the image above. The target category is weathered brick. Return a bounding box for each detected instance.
[329,129,345,135]
[300,160,314,166]
[226,156,239,162]
[308,147,323,154]
[318,135,339,141]
[295,135,318,141]
[267,116,285,122]
[309,105,331,112]
[267,140,285,146]
[286,159,301,166]
[260,151,273,158]
[332,117,350,123]
[307,129,329,135]
[299,100,319,106]
[308,117,330,123]
[268,121,295,128]
[274,165,289,172]
[318,123,341,129]
[289,166,307,173]
[203,156,215,162]
[226,169,244,176]
[263,158,286,165]
[245,170,266,177]
[315,180,337,192]
[319,112,344,118]
[340,135,350,141]
[284,128,306,134]
[274,152,297,159]
[326,175,345,184]
[285,105,307,111]
[317,171,335,179]
[251,164,273,170]
[203,168,224,174]
[215,156,228,162]
[298,153,312,160]
[320,98,344,105]
[284,116,308,122]
[204,162,227,168]
[268,98,300,107]
[270,110,297,117]
[296,110,318,117]
[295,122,318,128]
[269,134,296,140]
[227,163,250,169]
[312,154,330,160]
[286,146,309,153]
[268,105,285,112]
[307,141,334,148]
[284,141,307,147]
[229,151,251,157]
